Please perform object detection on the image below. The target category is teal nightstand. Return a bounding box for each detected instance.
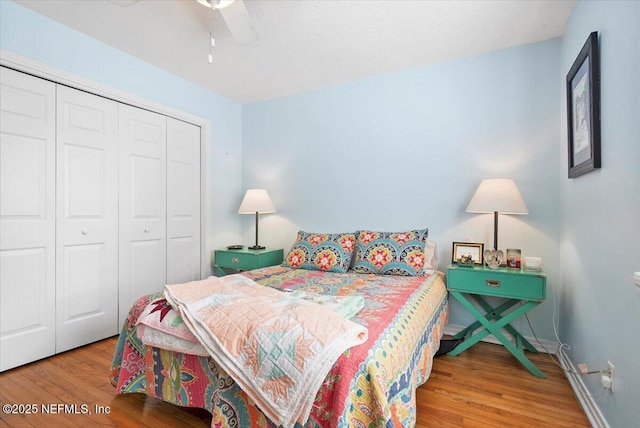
[214,248,283,276]
[446,264,547,378]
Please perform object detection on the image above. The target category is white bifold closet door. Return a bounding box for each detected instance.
[0,68,56,371]
[1,66,203,370]
[166,117,201,285]
[118,104,167,326]
[55,85,119,352]
[118,109,201,326]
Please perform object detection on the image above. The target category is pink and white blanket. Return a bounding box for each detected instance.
[163,274,368,428]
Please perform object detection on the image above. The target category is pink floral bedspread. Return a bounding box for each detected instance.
[110,266,448,427]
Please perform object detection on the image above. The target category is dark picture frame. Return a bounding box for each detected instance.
[452,242,484,265]
[566,31,600,178]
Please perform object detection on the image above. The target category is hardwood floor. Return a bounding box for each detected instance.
[0,337,589,427]
[418,340,590,427]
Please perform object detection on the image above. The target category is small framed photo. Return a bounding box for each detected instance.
[452,242,484,265]
[566,31,600,178]
[506,248,522,269]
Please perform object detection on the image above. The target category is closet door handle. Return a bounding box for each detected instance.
[144,228,150,233]
[82,229,88,235]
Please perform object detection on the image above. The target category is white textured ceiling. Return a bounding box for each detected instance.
[14,0,575,104]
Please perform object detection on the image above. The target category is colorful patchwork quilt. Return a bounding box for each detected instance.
[164,274,368,427]
[110,266,449,427]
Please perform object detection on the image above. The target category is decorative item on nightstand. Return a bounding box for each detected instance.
[452,242,484,266]
[523,256,542,271]
[466,179,528,251]
[506,248,522,269]
[238,188,276,250]
[484,249,503,269]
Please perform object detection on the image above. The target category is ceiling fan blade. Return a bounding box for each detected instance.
[108,0,141,7]
[219,0,258,45]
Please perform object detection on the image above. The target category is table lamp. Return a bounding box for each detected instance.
[238,189,276,250]
[466,179,528,250]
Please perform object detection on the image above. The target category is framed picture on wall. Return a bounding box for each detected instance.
[566,31,600,178]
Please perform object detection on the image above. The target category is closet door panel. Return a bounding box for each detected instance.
[167,118,201,285]
[56,85,119,352]
[0,67,56,371]
[119,105,166,326]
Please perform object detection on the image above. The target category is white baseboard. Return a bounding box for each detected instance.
[443,323,609,427]
[443,323,558,354]
[558,348,610,428]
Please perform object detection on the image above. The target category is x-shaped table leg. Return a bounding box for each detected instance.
[448,291,545,378]
[470,295,538,353]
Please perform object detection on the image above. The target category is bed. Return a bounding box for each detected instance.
[110,264,448,427]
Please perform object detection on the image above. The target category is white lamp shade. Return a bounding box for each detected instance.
[466,179,528,214]
[238,189,276,214]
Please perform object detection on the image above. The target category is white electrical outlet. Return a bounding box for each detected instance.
[601,374,612,389]
[601,361,615,391]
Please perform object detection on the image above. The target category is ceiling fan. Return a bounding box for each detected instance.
[109,0,257,45]
[196,0,257,45]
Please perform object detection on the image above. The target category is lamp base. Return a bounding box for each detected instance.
[248,245,265,250]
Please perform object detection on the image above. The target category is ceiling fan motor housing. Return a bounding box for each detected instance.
[197,0,235,9]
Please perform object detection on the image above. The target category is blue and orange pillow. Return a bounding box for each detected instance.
[283,231,357,273]
[351,229,429,276]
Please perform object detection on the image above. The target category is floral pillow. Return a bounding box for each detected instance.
[351,229,429,276]
[283,231,357,273]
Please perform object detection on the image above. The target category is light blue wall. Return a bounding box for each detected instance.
[559,1,640,427]
[243,40,562,340]
[0,1,244,255]
[4,1,637,424]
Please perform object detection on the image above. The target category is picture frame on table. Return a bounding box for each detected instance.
[452,242,484,266]
[506,248,522,269]
[566,31,600,179]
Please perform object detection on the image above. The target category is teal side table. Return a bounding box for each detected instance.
[214,248,283,276]
[446,264,547,378]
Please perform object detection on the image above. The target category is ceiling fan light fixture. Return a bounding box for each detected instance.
[208,32,214,64]
[198,0,257,46]
[196,0,235,9]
